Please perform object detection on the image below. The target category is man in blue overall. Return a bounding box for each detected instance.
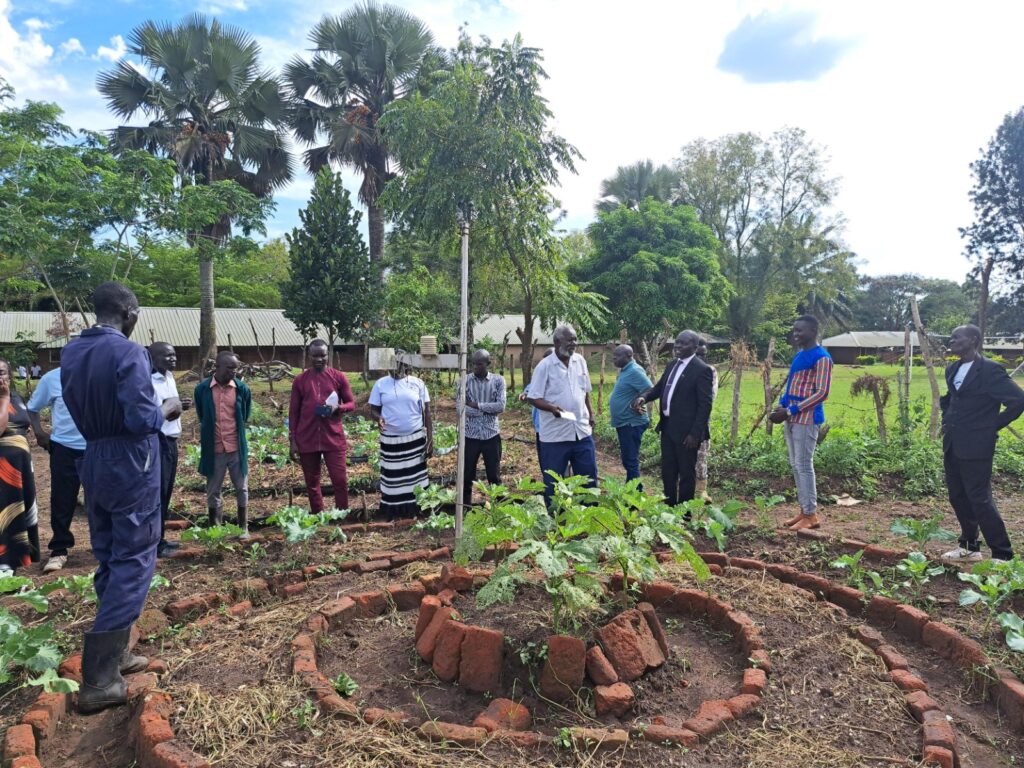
[61,282,181,714]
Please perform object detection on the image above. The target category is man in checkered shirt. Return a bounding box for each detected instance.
[457,349,507,504]
[769,315,833,531]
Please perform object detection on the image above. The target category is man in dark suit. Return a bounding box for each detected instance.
[633,330,714,506]
[940,324,1024,562]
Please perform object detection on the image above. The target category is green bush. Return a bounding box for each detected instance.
[855,355,877,366]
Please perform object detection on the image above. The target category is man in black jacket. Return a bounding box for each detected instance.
[633,330,714,506]
[940,324,1024,562]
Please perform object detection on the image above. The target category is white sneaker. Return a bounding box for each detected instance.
[43,555,67,572]
[941,547,984,562]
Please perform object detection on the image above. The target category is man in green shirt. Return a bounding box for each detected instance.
[609,345,652,490]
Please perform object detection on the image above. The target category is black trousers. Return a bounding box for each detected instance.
[944,448,1014,560]
[660,430,698,507]
[48,441,84,556]
[158,433,179,539]
[463,435,502,504]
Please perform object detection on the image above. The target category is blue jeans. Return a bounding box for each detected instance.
[615,424,646,488]
[538,435,598,506]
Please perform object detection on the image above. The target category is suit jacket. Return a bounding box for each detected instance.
[641,356,714,442]
[940,355,1024,461]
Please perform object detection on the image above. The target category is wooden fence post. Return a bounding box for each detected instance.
[762,338,776,435]
[597,351,606,415]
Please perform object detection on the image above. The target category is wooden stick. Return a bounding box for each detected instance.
[762,337,776,435]
[597,350,606,415]
[910,295,941,439]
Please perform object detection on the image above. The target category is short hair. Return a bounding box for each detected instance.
[215,350,239,365]
[149,341,173,355]
[795,315,819,331]
[92,281,137,317]
[960,324,983,344]
[307,339,329,351]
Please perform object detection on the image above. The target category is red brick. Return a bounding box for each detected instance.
[890,669,928,692]
[137,711,174,758]
[838,538,868,553]
[126,672,159,698]
[415,607,459,663]
[876,645,910,671]
[367,522,395,531]
[431,620,467,683]
[665,588,708,617]
[390,549,432,567]
[793,572,830,597]
[540,635,586,701]
[490,730,547,748]
[993,675,1024,728]
[140,691,175,721]
[682,699,733,738]
[301,613,329,636]
[350,590,388,617]
[765,563,800,582]
[387,582,426,611]
[742,668,767,696]
[705,598,735,629]
[595,609,665,682]
[921,710,956,751]
[319,597,356,631]
[707,564,723,575]
[418,721,488,746]
[748,650,773,675]
[863,544,905,561]
[904,691,941,722]
[635,724,698,746]
[166,547,202,560]
[739,625,765,654]
[319,694,359,720]
[951,635,988,669]
[639,580,676,607]
[148,739,211,768]
[458,625,504,693]
[362,708,414,727]
[865,595,900,626]
[828,585,865,615]
[796,527,828,542]
[137,609,170,637]
[427,547,451,561]
[585,646,618,685]
[893,604,930,643]
[9,757,42,768]
[436,588,459,606]
[418,573,442,594]
[355,559,390,574]
[20,708,56,742]
[852,625,885,649]
[165,592,221,621]
[3,724,35,763]
[334,560,361,572]
[281,582,307,597]
[730,557,767,571]
[473,698,531,732]
[365,550,400,561]
[569,727,629,750]
[726,694,761,717]
[291,634,318,676]
[268,571,304,593]
[440,564,474,591]
[232,581,270,606]
[594,682,635,718]
[414,595,441,640]
[226,600,252,617]
[921,621,959,659]
[164,519,190,531]
[637,602,669,658]
[921,746,955,768]
[147,659,170,675]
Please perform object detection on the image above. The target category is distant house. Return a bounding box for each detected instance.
[822,330,1023,365]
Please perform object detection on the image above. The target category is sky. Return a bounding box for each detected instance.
[3,0,1024,282]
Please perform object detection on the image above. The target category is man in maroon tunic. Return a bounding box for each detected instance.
[289,340,356,512]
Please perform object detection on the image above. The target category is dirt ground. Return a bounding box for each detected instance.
[3,390,1023,767]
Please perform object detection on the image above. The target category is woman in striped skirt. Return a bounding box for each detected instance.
[0,359,39,575]
[368,358,433,519]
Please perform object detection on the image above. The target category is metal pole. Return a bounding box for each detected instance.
[454,208,470,539]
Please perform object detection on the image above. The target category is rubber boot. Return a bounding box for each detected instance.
[120,624,148,674]
[78,629,128,714]
[27,524,41,563]
[695,479,711,502]
[208,506,223,528]
[237,507,249,539]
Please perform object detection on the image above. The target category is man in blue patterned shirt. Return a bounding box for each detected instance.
[458,349,507,504]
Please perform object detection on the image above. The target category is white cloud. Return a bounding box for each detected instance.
[24,18,50,32]
[0,0,69,94]
[95,34,127,62]
[200,0,249,13]
[58,37,85,58]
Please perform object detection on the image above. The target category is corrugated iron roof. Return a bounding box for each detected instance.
[823,330,1023,351]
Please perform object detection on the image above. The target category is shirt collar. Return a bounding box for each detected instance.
[211,378,236,389]
[677,354,695,367]
[153,370,170,382]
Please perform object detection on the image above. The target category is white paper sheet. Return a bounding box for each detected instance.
[325,391,339,407]
[557,410,577,421]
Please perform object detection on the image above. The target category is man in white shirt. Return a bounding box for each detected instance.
[150,343,191,558]
[527,325,597,505]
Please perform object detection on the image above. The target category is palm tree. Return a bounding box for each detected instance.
[97,15,293,362]
[284,2,435,280]
[595,160,677,213]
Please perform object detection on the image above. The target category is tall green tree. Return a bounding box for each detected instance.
[97,14,293,361]
[596,160,677,213]
[676,128,854,341]
[285,2,436,280]
[573,199,731,365]
[282,168,380,353]
[380,34,605,381]
[961,106,1024,336]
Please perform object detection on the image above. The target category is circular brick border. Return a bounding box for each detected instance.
[289,563,773,751]
[2,541,451,768]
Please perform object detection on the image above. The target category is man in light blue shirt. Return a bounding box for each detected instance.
[609,344,652,489]
[27,367,87,572]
